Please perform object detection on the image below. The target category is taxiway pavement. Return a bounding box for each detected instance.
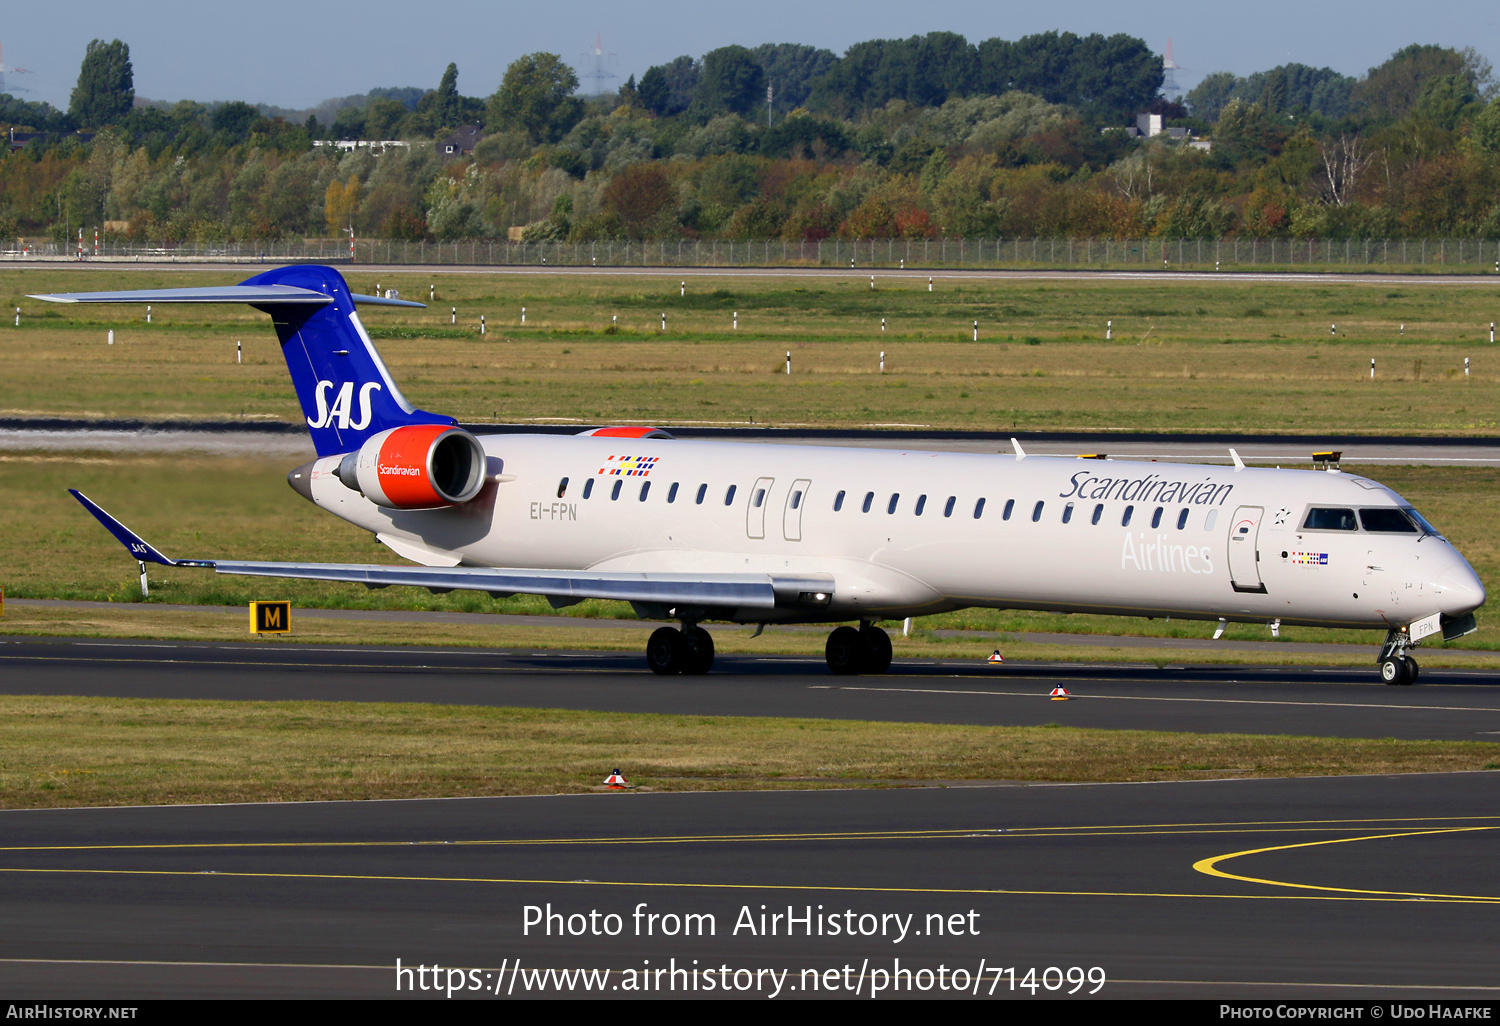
[1,774,1496,998]
[3,636,1499,741]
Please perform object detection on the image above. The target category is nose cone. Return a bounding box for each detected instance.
[1436,559,1486,617]
[287,460,317,503]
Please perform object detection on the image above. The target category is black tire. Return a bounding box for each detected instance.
[1380,657,1404,685]
[826,626,864,675]
[1403,656,1420,686]
[646,627,684,675]
[681,626,715,675]
[860,625,893,675]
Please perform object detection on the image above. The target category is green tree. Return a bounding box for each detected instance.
[1475,97,1500,153]
[694,46,766,118]
[639,56,699,116]
[487,53,584,143]
[69,39,134,128]
[1356,45,1468,122]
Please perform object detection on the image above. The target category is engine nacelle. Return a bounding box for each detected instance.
[336,425,486,509]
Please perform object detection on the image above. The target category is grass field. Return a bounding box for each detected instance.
[2,454,1495,651]
[3,269,1498,433]
[5,694,1498,810]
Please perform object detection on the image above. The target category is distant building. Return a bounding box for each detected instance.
[8,128,96,151]
[312,139,409,152]
[1113,113,1201,145]
[438,124,484,156]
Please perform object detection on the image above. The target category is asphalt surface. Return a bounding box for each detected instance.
[4,420,1498,465]
[4,636,1500,741]
[1,774,1497,998]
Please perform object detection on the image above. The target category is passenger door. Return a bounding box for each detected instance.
[1228,505,1267,593]
[783,478,812,541]
[746,477,775,539]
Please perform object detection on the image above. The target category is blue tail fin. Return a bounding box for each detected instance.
[237,265,452,456]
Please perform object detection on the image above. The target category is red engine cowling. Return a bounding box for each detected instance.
[336,425,487,509]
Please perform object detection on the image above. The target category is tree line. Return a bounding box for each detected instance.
[2,35,1499,246]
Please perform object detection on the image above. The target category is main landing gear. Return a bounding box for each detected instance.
[646,624,715,675]
[1378,628,1420,686]
[825,623,893,675]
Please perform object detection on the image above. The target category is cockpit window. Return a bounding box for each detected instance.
[1302,507,1358,531]
[1403,508,1444,538]
[1359,508,1418,533]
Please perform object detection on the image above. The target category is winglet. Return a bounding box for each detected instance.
[68,490,211,567]
[1011,437,1027,460]
[1229,448,1246,471]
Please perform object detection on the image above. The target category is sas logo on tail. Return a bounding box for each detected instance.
[307,380,382,430]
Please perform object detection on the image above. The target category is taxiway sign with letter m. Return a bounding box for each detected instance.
[250,601,291,634]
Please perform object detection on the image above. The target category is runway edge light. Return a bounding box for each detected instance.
[249,601,291,635]
[604,768,629,790]
[988,650,1004,664]
[1049,686,1072,701]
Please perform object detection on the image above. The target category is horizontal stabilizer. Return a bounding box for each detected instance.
[29,285,424,309]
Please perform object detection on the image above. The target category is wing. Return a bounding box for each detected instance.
[69,491,833,616]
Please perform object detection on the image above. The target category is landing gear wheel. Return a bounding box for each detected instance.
[1403,656,1420,686]
[680,626,715,675]
[826,626,864,675]
[860,625,892,675]
[1380,657,1403,685]
[646,627,684,675]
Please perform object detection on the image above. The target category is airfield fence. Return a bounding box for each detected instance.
[8,236,1500,273]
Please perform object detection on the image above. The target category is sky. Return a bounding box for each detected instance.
[4,0,1498,111]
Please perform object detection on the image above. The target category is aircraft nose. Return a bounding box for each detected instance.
[1435,559,1486,616]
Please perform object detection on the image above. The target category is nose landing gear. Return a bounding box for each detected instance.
[1378,628,1420,685]
[825,622,893,675]
[646,624,715,675]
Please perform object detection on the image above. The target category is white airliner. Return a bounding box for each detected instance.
[38,266,1484,685]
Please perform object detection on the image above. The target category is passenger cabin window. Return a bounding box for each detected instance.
[1303,507,1357,531]
[695,484,707,505]
[667,482,679,503]
[1003,499,1014,521]
[914,494,926,516]
[944,496,956,518]
[1151,506,1163,529]
[581,479,593,499]
[1203,508,1217,531]
[1092,503,1104,525]
[862,492,874,513]
[724,484,737,506]
[834,490,846,512]
[1031,501,1044,522]
[1359,508,1418,533]
[639,481,651,501]
[1061,502,1074,524]
[557,477,569,499]
[1176,508,1189,530]
[973,497,986,519]
[887,493,899,514]
[611,480,622,501]
[1122,505,1133,527]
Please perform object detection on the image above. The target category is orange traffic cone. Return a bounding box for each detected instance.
[1049,686,1071,701]
[987,650,1004,664]
[604,768,629,789]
